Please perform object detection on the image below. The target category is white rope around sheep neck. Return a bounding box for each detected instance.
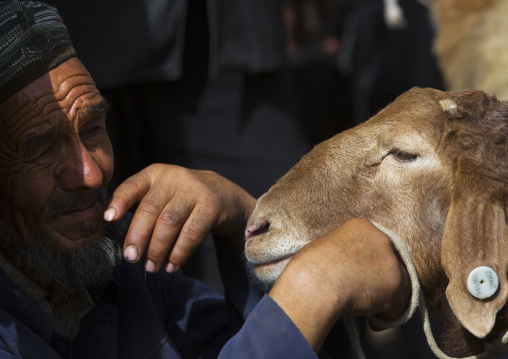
[343,222,508,359]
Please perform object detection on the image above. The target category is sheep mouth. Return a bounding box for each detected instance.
[250,256,294,286]
[244,236,302,266]
[246,252,295,267]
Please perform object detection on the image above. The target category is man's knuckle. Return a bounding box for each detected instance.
[171,242,194,263]
[137,199,162,215]
[179,225,200,240]
[151,233,169,248]
[121,177,142,192]
[160,208,182,227]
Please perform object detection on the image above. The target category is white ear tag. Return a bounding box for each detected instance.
[467,266,499,300]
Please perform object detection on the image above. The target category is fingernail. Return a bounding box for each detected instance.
[145,259,155,273]
[104,207,117,222]
[124,246,138,262]
[166,262,175,273]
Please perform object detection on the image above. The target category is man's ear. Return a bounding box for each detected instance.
[441,182,508,338]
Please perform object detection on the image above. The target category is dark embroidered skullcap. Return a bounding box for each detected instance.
[0,1,76,102]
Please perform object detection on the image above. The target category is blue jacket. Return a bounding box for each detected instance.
[0,229,318,358]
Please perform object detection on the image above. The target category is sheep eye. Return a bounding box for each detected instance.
[387,149,418,162]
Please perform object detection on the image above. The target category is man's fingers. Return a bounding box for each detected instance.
[165,209,213,272]
[105,172,153,222]
[145,200,194,272]
[123,183,176,264]
[106,164,253,272]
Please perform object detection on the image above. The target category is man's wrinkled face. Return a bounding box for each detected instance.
[0,58,119,289]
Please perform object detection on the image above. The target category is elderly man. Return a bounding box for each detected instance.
[0,1,409,358]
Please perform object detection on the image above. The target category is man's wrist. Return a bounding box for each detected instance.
[268,265,343,352]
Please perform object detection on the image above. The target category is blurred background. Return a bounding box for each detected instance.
[42,0,505,357]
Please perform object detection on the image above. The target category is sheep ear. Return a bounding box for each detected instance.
[442,190,508,338]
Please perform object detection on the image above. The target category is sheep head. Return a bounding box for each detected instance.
[244,87,508,355]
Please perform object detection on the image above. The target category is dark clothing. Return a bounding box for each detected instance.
[0,220,319,358]
[0,260,225,358]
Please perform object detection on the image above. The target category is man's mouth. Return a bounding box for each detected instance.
[49,201,107,242]
[41,186,109,222]
[59,201,98,217]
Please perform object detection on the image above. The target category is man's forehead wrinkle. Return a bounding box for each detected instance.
[42,85,93,119]
[0,65,101,158]
[51,71,94,96]
[1,91,66,144]
[2,92,104,156]
[54,72,96,106]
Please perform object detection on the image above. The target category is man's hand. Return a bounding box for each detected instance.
[269,218,410,352]
[104,164,257,273]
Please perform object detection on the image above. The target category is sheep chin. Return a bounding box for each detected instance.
[252,257,292,287]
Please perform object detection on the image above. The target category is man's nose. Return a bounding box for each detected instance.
[57,142,103,191]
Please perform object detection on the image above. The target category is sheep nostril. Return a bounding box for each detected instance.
[245,218,270,241]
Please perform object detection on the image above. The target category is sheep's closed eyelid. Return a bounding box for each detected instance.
[382,149,419,162]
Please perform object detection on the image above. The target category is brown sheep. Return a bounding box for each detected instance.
[244,87,508,357]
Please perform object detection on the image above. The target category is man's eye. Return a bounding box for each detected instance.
[41,146,56,156]
[84,126,104,136]
[388,149,418,162]
[80,126,105,144]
